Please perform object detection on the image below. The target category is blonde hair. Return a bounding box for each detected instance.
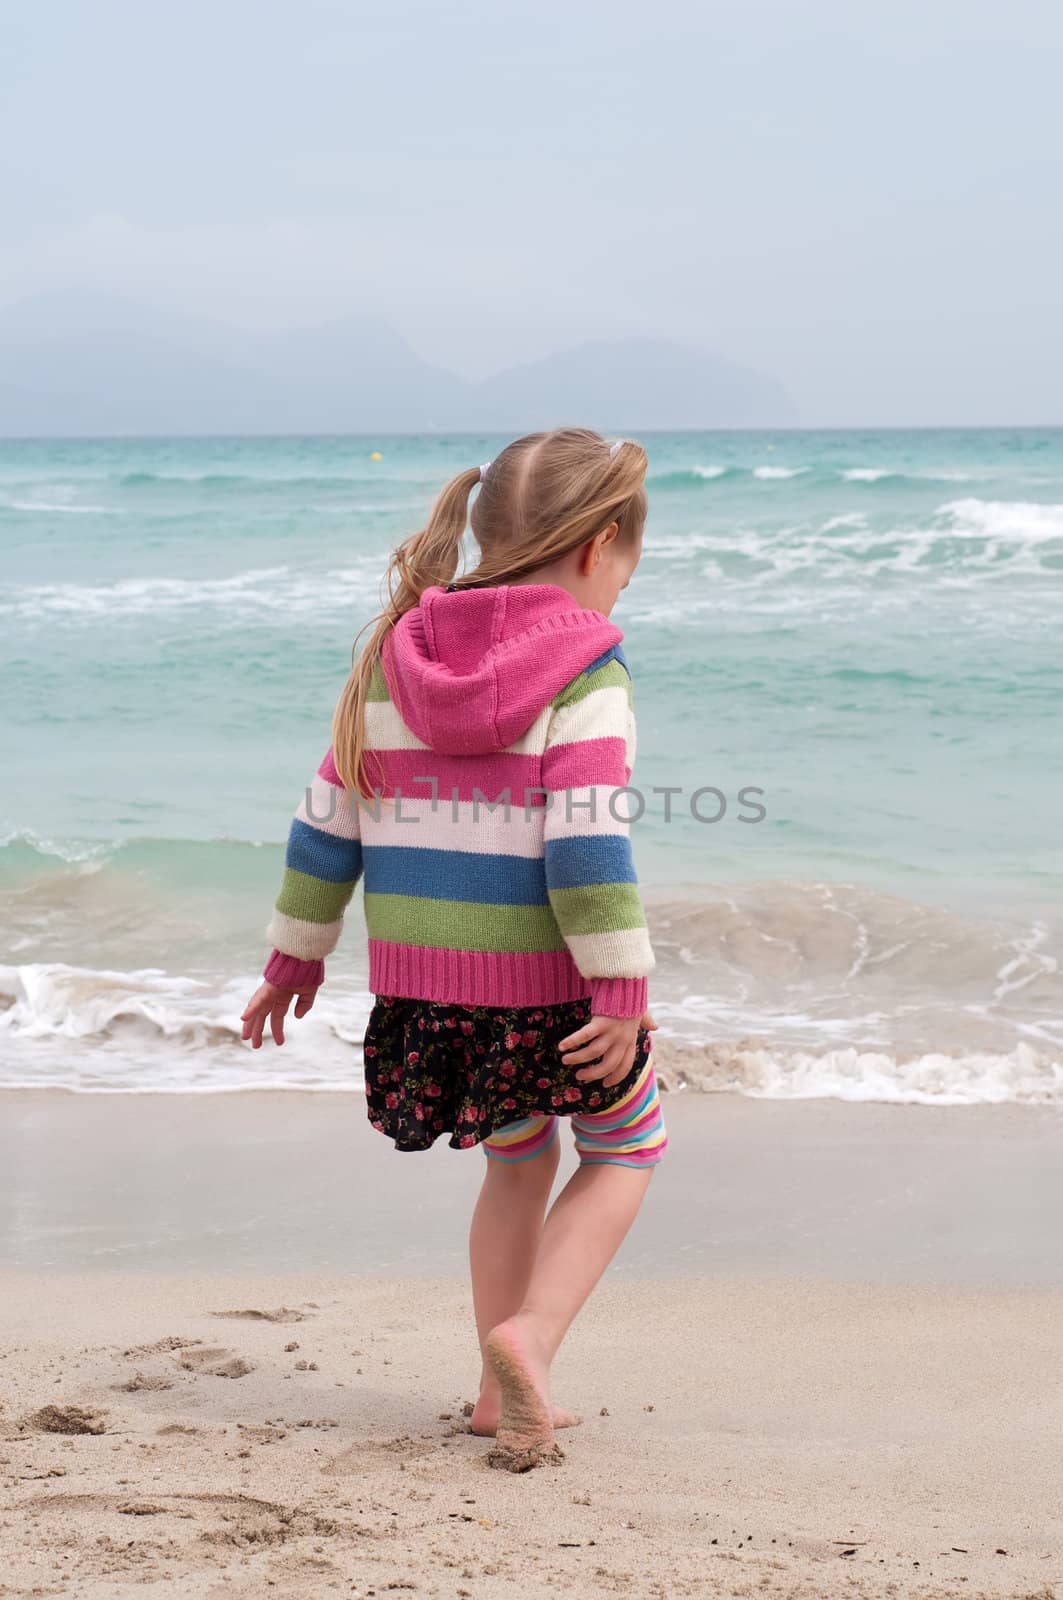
[333,427,648,795]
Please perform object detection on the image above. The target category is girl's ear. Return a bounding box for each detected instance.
[580,521,621,574]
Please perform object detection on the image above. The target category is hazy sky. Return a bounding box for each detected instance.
[4,0,1062,424]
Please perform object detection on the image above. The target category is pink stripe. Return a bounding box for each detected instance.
[370,749,543,805]
[369,941,590,1008]
[576,1103,662,1145]
[574,1066,655,1130]
[490,1125,550,1155]
[484,1120,556,1159]
[319,748,344,786]
[575,1085,658,1138]
[542,736,629,790]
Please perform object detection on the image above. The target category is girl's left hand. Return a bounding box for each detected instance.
[559,1008,657,1088]
[240,980,317,1048]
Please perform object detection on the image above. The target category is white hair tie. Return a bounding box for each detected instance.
[479,461,493,481]
[608,440,624,458]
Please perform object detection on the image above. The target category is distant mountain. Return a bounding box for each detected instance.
[0,292,794,435]
[0,292,467,434]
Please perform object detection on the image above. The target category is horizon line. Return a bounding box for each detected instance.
[3,423,1063,444]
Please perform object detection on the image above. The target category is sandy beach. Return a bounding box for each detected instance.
[2,1092,1062,1598]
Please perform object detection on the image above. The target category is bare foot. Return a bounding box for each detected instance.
[468,1395,580,1437]
[483,1316,564,1472]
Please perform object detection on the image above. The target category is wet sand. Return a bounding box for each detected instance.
[2,1091,1062,1597]
[3,1089,1062,1282]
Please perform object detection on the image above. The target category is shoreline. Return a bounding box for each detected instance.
[2,1027,1061,1102]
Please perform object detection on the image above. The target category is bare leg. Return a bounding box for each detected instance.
[485,1161,652,1470]
[467,1136,580,1435]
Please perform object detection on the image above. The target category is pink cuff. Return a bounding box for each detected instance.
[264,949,325,990]
[589,976,648,1019]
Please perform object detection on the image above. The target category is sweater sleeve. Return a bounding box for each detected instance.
[540,650,654,1018]
[263,748,363,988]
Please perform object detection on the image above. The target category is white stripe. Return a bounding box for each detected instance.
[542,785,634,841]
[366,699,554,758]
[362,693,633,764]
[358,795,547,858]
[504,704,552,755]
[566,927,655,978]
[546,685,631,750]
[266,910,345,961]
[365,700,429,751]
[364,698,553,757]
[295,775,360,840]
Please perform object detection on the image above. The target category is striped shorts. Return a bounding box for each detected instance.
[482,1054,667,1169]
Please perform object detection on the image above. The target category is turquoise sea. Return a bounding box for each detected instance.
[1,430,1061,1099]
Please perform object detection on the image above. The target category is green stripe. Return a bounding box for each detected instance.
[365,658,391,702]
[551,660,633,710]
[365,893,565,953]
[548,882,646,936]
[275,867,359,926]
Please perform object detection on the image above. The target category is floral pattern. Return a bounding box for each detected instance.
[363,996,651,1153]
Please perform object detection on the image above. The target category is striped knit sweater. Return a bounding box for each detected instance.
[264,583,654,1018]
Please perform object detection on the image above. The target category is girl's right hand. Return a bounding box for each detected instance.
[240,980,317,1049]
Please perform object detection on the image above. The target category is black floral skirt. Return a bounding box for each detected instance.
[362,996,652,1153]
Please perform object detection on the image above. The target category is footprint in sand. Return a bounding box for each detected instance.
[25,1404,107,1436]
[114,1371,174,1393]
[210,1308,308,1324]
[175,1347,255,1380]
[17,1489,336,1548]
[321,1435,437,1475]
[123,1335,203,1357]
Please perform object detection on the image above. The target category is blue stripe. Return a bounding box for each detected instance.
[286,818,363,884]
[577,1153,665,1167]
[544,833,637,890]
[584,642,630,677]
[362,844,549,905]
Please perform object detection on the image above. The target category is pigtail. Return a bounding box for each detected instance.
[332,465,481,796]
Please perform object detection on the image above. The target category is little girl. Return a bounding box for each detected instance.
[241,427,666,1471]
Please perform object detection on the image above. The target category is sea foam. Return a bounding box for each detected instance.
[2,871,1060,1101]
[653,1037,1063,1106]
[0,963,372,1093]
[3,954,1060,1104]
[939,497,1063,543]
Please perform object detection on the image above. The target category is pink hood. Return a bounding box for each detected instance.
[382,584,623,756]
